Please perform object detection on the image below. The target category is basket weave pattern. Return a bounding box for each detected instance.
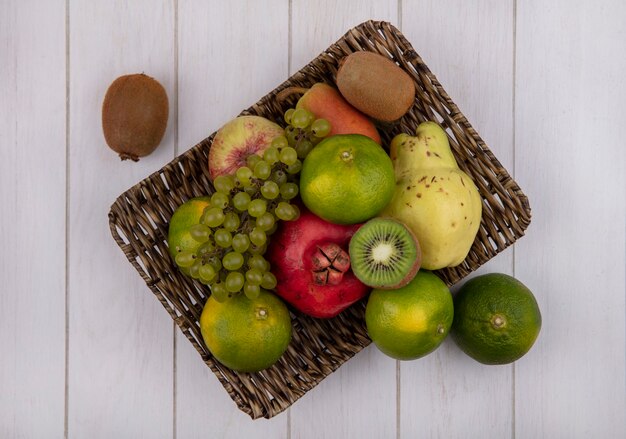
[109,21,530,419]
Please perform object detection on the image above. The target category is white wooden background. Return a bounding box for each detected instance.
[1,0,624,437]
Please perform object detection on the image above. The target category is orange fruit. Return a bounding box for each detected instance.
[451,273,541,365]
[200,289,292,372]
[365,270,453,360]
[167,197,211,273]
[299,134,395,224]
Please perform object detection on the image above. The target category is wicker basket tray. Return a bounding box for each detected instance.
[108,20,531,419]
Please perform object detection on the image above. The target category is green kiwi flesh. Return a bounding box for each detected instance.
[349,217,421,289]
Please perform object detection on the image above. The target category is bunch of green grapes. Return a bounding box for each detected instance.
[174,146,302,302]
[282,108,331,159]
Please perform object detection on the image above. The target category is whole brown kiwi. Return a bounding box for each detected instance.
[102,73,168,161]
[336,51,415,122]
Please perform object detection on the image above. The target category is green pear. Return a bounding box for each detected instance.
[382,122,482,270]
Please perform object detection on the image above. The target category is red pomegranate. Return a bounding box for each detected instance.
[267,208,370,318]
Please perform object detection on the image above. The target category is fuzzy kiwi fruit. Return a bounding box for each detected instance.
[348,217,421,289]
[336,51,415,122]
[102,73,168,161]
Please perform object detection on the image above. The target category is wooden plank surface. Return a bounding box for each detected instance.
[514,0,626,437]
[0,1,66,437]
[67,1,176,437]
[400,1,516,437]
[175,1,290,437]
[288,3,399,438]
[0,1,625,438]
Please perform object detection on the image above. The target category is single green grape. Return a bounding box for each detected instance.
[249,227,267,246]
[286,160,302,174]
[248,199,267,218]
[231,233,250,253]
[279,182,299,200]
[214,229,233,248]
[243,283,261,299]
[198,264,217,282]
[260,180,279,200]
[263,147,280,165]
[175,251,195,268]
[285,126,298,146]
[290,204,301,221]
[271,135,289,150]
[246,154,262,169]
[244,185,258,197]
[189,224,211,243]
[249,242,267,255]
[255,212,276,231]
[245,268,264,286]
[291,108,313,129]
[210,192,229,209]
[206,255,222,272]
[211,282,228,302]
[279,146,298,166]
[203,207,225,227]
[197,241,216,256]
[275,202,297,221]
[311,118,331,137]
[189,260,202,279]
[295,139,314,159]
[270,169,288,185]
[213,175,235,194]
[222,251,244,271]
[248,254,269,272]
[284,108,295,125]
[199,205,212,225]
[261,271,278,290]
[232,192,251,211]
[225,272,245,293]
[222,212,241,232]
[235,166,253,186]
[253,160,271,180]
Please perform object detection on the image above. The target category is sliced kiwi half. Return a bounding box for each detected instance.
[349,217,421,289]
